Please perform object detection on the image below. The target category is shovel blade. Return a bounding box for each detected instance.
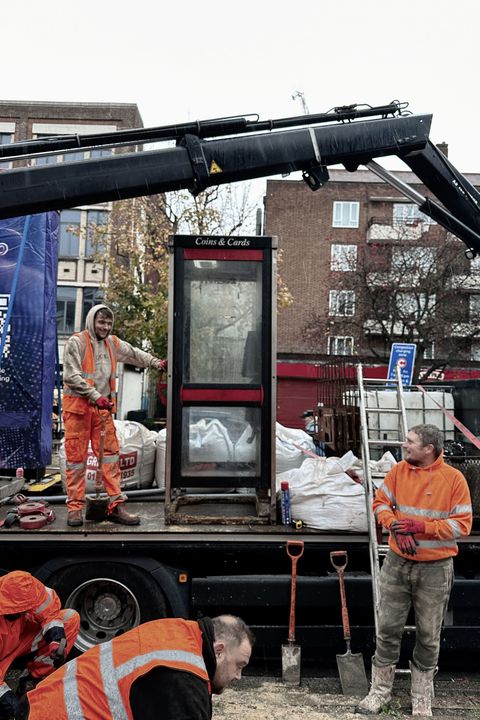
[336,651,369,696]
[85,495,109,522]
[281,643,301,685]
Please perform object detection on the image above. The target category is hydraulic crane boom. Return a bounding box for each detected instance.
[1,102,480,254]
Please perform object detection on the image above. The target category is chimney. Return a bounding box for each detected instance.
[436,142,448,157]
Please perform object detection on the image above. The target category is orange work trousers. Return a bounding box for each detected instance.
[0,609,80,682]
[63,406,125,513]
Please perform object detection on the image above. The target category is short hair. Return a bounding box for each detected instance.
[212,614,255,648]
[95,307,113,321]
[410,424,444,457]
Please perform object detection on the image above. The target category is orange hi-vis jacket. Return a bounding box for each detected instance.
[373,453,472,562]
[63,330,119,413]
[27,619,210,720]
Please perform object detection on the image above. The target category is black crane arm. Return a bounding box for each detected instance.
[0,104,479,253]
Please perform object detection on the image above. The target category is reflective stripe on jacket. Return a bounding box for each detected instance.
[373,453,472,561]
[27,619,209,720]
[63,331,119,413]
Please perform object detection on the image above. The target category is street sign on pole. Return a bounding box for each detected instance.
[387,343,416,387]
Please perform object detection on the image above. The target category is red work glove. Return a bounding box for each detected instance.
[391,518,425,535]
[96,396,113,410]
[156,359,167,372]
[48,637,67,664]
[393,531,418,557]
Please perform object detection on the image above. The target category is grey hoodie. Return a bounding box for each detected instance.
[63,304,162,404]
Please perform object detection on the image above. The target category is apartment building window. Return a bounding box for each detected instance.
[423,342,435,360]
[327,336,354,355]
[86,210,108,257]
[471,256,480,275]
[63,151,86,163]
[332,201,359,228]
[82,287,104,325]
[471,340,480,361]
[90,148,113,159]
[329,290,355,316]
[396,292,434,317]
[57,287,77,334]
[331,244,357,271]
[59,210,81,257]
[393,203,435,225]
[392,247,436,274]
[35,134,59,166]
[0,132,12,169]
[470,294,480,320]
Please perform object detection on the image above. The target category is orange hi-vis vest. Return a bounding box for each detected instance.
[63,330,119,413]
[27,619,210,720]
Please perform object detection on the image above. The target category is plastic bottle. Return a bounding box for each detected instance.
[280,481,291,525]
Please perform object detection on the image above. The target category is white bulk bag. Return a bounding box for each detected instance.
[275,422,316,474]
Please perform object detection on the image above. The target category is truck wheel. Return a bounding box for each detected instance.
[51,563,168,652]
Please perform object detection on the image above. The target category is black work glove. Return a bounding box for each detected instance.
[0,689,18,720]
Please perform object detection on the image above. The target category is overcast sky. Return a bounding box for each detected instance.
[3,0,479,187]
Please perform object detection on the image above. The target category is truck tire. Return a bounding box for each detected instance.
[51,562,168,653]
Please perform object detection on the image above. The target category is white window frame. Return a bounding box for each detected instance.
[327,336,354,355]
[332,201,359,228]
[393,203,435,226]
[330,244,357,271]
[329,290,355,317]
[423,342,435,361]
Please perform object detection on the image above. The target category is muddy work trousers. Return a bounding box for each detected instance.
[63,406,125,513]
[374,550,453,671]
[0,609,80,684]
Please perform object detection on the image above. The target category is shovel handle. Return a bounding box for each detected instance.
[330,550,351,642]
[286,540,304,643]
[95,410,109,495]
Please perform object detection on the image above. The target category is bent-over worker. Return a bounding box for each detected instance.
[20,614,254,720]
[0,571,79,720]
[63,304,166,527]
[356,423,472,717]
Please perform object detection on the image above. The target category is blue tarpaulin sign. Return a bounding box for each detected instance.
[0,213,58,469]
[387,343,417,387]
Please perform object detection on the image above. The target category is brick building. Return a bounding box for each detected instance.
[0,100,143,361]
[265,167,480,364]
[264,167,480,426]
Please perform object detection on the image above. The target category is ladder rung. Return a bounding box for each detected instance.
[365,407,403,414]
[368,439,403,446]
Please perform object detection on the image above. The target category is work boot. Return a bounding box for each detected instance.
[67,510,83,527]
[355,662,396,714]
[108,504,140,526]
[410,661,435,717]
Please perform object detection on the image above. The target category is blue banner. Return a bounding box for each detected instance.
[0,213,59,469]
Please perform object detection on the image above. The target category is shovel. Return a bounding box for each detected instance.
[85,410,110,521]
[330,550,368,696]
[281,539,304,685]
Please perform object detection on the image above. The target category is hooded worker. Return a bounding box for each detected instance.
[62,304,166,527]
[0,571,79,720]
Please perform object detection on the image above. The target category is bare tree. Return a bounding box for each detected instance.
[304,227,478,382]
[87,184,291,357]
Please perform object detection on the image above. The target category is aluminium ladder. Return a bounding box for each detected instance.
[357,362,409,636]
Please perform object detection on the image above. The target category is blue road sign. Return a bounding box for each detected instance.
[387,343,416,387]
